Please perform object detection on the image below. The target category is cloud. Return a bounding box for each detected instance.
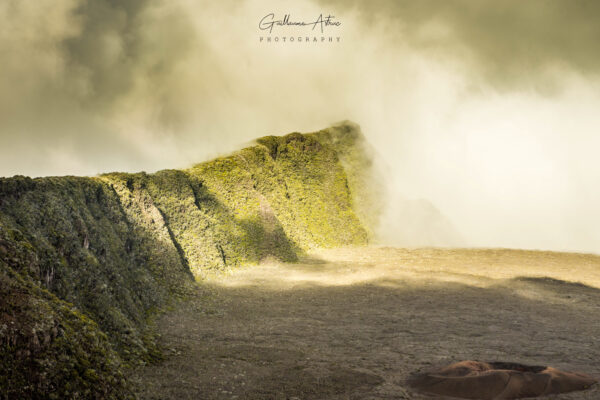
[316,0,600,91]
[0,0,599,253]
[0,0,213,176]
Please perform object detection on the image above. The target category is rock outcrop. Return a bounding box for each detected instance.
[0,122,377,398]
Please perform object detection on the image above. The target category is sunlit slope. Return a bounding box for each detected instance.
[214,247,600,293]
[0,122,373,398]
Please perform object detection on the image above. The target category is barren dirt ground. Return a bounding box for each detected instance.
[133,247,600,399]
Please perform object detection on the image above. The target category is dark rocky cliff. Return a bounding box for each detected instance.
[0,122,378,399]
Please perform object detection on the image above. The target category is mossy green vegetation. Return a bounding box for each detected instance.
[310,121,385,237]
[1,261,130,399]
[0,122,377,398]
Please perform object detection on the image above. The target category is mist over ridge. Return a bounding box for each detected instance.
[1,0,599,253]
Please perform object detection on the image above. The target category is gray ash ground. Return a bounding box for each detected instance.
[133,247,600,399]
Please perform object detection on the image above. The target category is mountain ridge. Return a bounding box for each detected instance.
[0,121,378,399]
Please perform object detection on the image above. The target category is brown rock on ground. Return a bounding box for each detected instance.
[408,360,598,399]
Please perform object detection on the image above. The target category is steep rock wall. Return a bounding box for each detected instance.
[0,122,375,398]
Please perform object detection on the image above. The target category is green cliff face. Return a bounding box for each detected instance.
[0,122,377,398]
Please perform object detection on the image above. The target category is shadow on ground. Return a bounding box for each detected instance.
[132,248,600,400]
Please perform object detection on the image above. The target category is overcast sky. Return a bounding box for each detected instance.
[1,0,599,252]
